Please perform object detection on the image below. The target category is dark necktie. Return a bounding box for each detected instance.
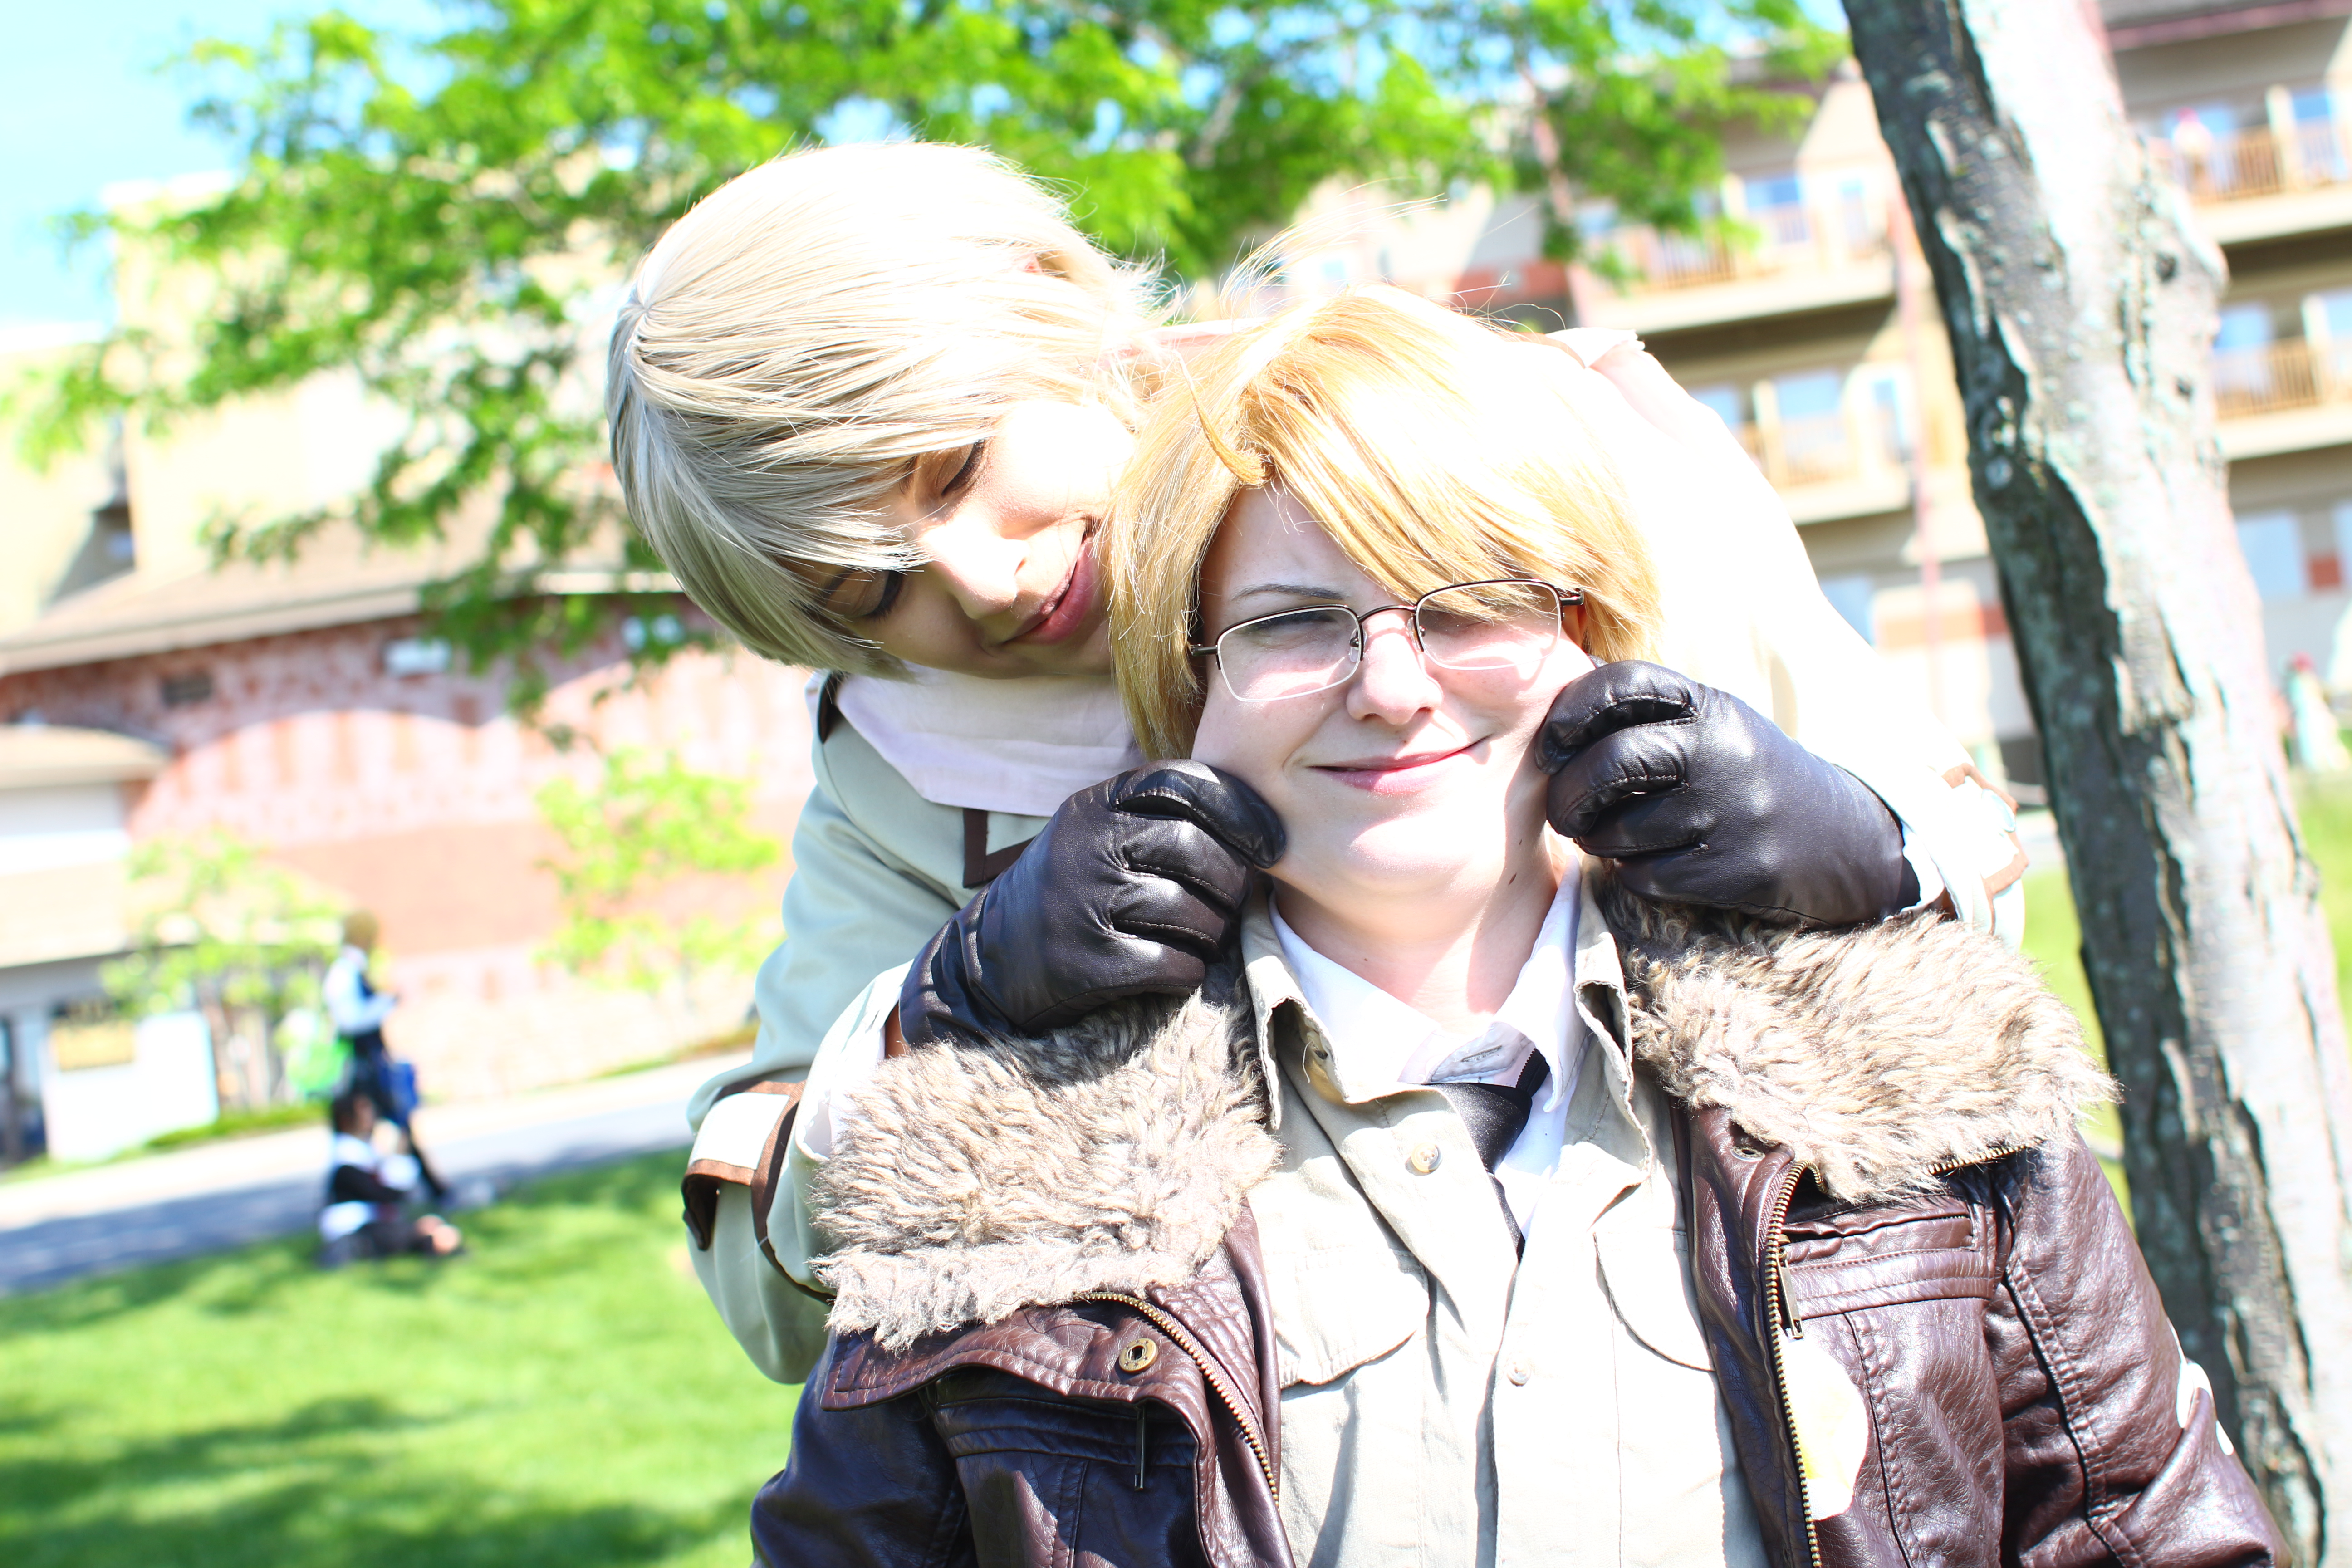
[1432,1049,1550,1250]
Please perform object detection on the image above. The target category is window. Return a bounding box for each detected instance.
[2213,304,2281,413]
[2293,88,2346,181]
[382,637,452,677]
[1689,383,1748,431]
[1837,175,1878,251]
[2307,289,2352,342]
[2237,511,2307,601]
[1744,172,1808,247]
[1852,366,1914,461]
[1772,370,1852,483]
[1774,369,1845,421]
[2215,304,2274,351]
[159,671,214,708]
[1818,575,1876,643]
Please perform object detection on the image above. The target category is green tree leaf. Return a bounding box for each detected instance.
[536,748,782,998]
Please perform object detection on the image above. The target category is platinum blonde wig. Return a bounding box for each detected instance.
[1112,287,1662,759]
[608,142,1160,673]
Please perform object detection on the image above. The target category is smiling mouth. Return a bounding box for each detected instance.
[1005,528,1099,647]
[1313,742,1480,791]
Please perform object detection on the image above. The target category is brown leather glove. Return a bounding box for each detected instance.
[898,761,1286,1049]
[1541,661,1920,927]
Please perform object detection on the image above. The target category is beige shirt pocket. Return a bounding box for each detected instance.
[1596,1227,1715,1371]
[1265,1240,1433,1568]
[1596,1226,1771,1568]
[1269,1241,1429,1388]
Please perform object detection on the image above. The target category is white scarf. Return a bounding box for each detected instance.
[827,667,1146,818]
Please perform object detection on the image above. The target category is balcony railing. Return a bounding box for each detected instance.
[2156,112,2352,204]
[2212,339,2352,419]
[1734,408,1905,490]
[1606,195,1888,294]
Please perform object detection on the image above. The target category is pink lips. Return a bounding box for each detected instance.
[1007,541,1099,647]
[1314,744,1478,794]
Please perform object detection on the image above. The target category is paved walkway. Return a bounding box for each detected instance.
[0,1054,744,1295]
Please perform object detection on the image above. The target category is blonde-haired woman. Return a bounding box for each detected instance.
[621,143,2021,1383]
[751,288,2274,1568]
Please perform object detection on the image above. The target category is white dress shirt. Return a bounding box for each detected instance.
[322,944,396,1037]
[1270,870,1585,1235]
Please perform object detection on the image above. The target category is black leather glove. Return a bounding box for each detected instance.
[899,761,1287,1048]
[1539,660,1920,927]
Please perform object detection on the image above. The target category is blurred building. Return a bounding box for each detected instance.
[0,332,811,1161]
[1284,0,2352,801]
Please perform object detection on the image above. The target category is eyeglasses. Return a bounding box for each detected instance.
[1188,579,1582,704]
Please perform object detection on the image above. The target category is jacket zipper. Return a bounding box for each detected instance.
[1076,1290,1279,1500]
[1929,1144,2027,1178]
[1762,1161,1824,1568]
[1763,1142,2025,1568]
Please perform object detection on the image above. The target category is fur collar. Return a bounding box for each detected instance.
[1599,883,2113,1205]
[813,981,1280,1351]
[814,891,2111,1349]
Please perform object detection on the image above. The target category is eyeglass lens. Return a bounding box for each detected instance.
[1213,582,1563,703]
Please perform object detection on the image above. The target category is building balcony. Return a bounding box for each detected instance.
[2213,339,2352,460]
[2157,118,2348,205]
[1576,201,1897,335]
[2151,94,2352,246]
[1732,411,1916,525]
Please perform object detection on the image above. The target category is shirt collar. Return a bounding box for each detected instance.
[1268,872,1585,1113]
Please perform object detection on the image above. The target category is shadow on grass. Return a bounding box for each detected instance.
[4,1402,743,1568]
[3,1381,747,1568]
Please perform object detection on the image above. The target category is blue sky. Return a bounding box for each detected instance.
[0,0,432,333]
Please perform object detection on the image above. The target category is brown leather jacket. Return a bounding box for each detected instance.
[750,897,2282,1568]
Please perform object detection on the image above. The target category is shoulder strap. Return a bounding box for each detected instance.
[962,809,1034,888]
[815,671,847,743]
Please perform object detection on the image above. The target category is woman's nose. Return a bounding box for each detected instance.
[919,516,1026,622]
[1345,615,1442,722]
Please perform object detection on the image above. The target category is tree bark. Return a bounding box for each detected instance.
[1843,1,2352,1558]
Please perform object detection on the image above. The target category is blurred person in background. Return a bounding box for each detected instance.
[318,1087,463,1268]
[324,911,446,1200]
[608,142,2026,1383]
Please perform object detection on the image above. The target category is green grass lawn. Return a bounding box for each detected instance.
[0,1153,797,1568]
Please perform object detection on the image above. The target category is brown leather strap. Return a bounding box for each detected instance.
[680,1078,802,1250]
[745,1085,837,1303]
[962,809,1034,888]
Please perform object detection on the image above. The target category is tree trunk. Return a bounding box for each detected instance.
[1843,1,2352,1557]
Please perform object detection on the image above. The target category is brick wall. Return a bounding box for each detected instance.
[0,614,814,1100]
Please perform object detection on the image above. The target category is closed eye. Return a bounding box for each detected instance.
[819,566,907,623]
[938,440,985,499]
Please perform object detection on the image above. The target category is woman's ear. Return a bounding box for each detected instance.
[1563,600,1590,651]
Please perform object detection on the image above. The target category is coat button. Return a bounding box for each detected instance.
[1506,1356,1533,1386]
[1118,1339,1159,1373]
[1408,1143,1442,1175]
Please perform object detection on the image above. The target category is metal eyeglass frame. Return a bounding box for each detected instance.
[1186,578,1584,703]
